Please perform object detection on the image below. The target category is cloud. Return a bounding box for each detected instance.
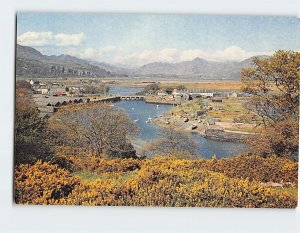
[17,32,53,46]
[109,46,274,66]
[17,31,85,47]
[53,32,85,46]
[69,45,275,66]
[69,46,123,60]
[209,46,274,61]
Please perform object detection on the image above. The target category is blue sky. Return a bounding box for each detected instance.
[17,13,300,66]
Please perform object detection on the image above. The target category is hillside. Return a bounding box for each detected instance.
[16,44,115,78]
[16,44,268,79]
[137,57,258,79]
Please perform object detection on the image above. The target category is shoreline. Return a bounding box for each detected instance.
[153,114,252,143]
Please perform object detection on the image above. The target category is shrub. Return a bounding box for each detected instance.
[15,157,297,207]
[15,161,80,205]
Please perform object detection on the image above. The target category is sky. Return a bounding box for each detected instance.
[17,13,300,66]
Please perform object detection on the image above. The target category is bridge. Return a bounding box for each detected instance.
[120,96,145,100]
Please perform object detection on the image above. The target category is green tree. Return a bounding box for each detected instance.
[15,84,52,164]
[83,84,110,95]
[241,50,299,159]
[143,83,160,95]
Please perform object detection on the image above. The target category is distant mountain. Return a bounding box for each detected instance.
[16,44,269,80]
[136,56,269,79]
[16,44,114,78]
[88,60,137,77]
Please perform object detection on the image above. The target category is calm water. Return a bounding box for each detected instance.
[111,87,246,159]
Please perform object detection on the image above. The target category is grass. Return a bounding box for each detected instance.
[160,81,243,91]
[169,98,203,115]
[207,97,250,122]
[271,186,298,198]
[73,170,139,184]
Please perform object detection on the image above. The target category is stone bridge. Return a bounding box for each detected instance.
[120,96,145,100]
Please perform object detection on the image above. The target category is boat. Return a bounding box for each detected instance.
[146,116,152,123]
[134,116,139,123]
[156,105,159,108]
[132,107,135,110]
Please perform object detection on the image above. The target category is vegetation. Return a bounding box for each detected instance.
[241,51,299,159]
[138,83,160,95]
[14,50,299,208]
[169,98,202,116]
[15,83,53,164]
[48,104,139,158]
[83,84,110,95]
[160,81,242,91]
[207,98,251,122]
[15,155,297,207]
[56,153,298,184]
[145,129,199,159]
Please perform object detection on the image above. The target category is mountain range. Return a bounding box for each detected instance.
[16,44,268,80]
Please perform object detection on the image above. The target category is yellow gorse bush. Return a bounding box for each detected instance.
[15,161,80,205]
[58,154,298,184]
[15,156,297,208]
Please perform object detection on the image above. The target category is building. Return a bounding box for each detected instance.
[38,88,50,95]
[231,92,238,98]
[29,79,40,86]
[157,90,168,96]
[172,89,187,96]
[188,90,214,98]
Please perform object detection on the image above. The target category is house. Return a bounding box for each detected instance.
[231,92,238,98]
[172,89,187,96]
[189,91,214,98]
[29,79,39,86]
[157,90,168,96]
[39,88,49,95]
[53,92,66,96]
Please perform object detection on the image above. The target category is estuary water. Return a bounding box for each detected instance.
[111,87,246,159]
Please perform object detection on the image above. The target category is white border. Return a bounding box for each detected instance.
[0,1,300,233]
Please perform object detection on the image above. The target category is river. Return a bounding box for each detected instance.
[111,87,246,159]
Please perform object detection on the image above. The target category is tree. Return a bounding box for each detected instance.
[15,85,52,164]
[245,118,298,159]
[48,104,139,158]
[143,83,160,95]
[145,128,199,159]
[176,84,187,91]
[241,50,299,159]
[83,84,110,95]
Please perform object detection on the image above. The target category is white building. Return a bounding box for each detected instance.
[157,90,168,96]
[29,79,39,86]
[172,89,187,96]
[231,92,238,98]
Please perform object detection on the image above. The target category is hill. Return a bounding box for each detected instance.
[16,44,115,78]
[16,44,269,80]
[137,57,262,79]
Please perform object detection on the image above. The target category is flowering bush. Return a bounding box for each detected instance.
[15,161,80,205]
[57,154,298,184]
[15,157,297,208]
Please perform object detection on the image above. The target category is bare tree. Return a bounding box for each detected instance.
[145,128,199,159]
[48,104,139,158]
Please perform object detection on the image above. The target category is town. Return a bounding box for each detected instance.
[26,78,256,142]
